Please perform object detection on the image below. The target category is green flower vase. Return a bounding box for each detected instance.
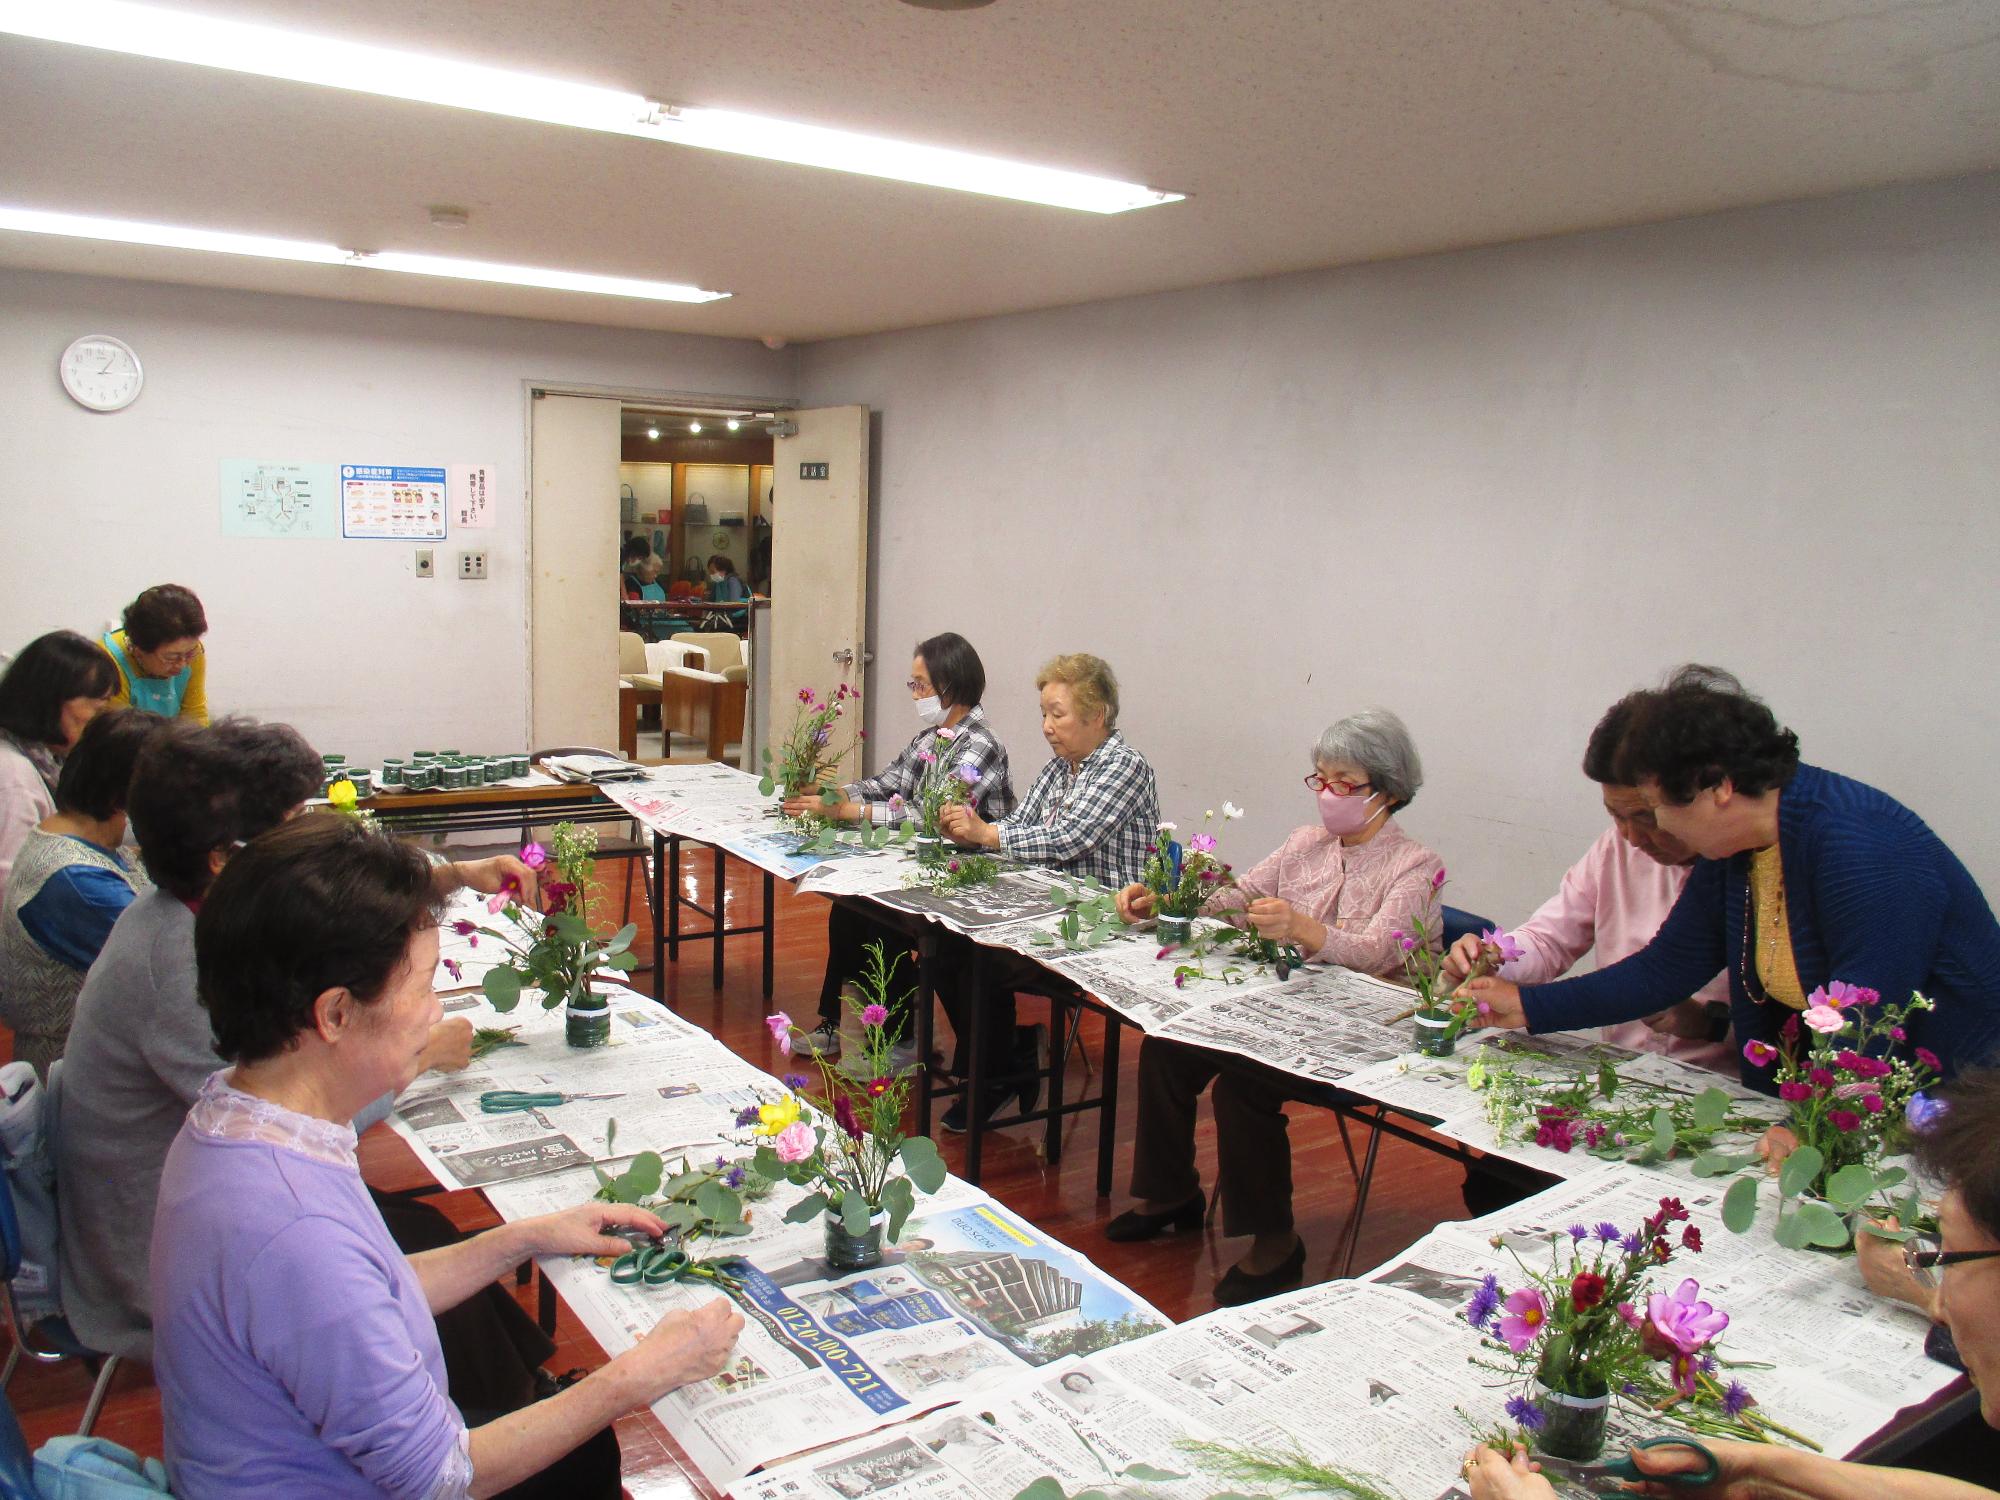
[824,1210,887,1272]
[1533,1379,1609,1462]
[1155,914,1194,948]
[1414,1011,1456,1057]
[565,999,612,1049]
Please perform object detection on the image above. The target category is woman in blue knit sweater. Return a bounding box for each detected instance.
[1467,667,2000,1090]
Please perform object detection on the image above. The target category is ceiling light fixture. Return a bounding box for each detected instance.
[1,0,1183,214]
[0,204,730,302]
[725,419,740,431]
[689,421,703,434]
[647,426,660,440]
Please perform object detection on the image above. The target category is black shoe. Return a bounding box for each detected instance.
[1105,1191,1206,1243]
[1212,1238,1307,1307]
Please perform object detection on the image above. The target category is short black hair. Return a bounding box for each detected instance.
[129,717,325,901]
[1607,665,1798,804]
[54,709,167,821]
[1580,696,1639,785]
[621,536,652,565]
[197,812,442,1065]
[915,632,986,710]
[0,632,119,746]
[122,585,208,651]
[707,554,738,575]
[1912,1068,2000,1243]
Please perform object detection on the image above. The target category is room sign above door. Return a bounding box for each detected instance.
[798,462,829,480]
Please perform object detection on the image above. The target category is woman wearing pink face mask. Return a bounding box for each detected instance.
[1107,708,1445,1305]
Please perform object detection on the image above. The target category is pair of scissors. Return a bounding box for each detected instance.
[477,1089,623,1114]
[1540,1436,1721,1492]
[610,1241,692,1286]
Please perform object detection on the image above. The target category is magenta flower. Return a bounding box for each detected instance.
[797,687,814,704]
[1616,1301,1642,1330]
[1777,1081,1811,1102]
[1802,1005,1845,1035]
[1742,1039,1777,1067]
[1808,1066,1837,1089]
[1496,1288,1548,1353]
[1889,1026,1907,1041]
[1819,980,1880,1010]
[860,1002,889,1027]
[1400,936,1417,952]
[1828,1109,1862,1132]
[1188,833,1218,853]
[1862,1094,1884,1114]
[1648,1279,1728,1357]
[1916,1046,1942,1072]
[441,957,463,982]
[520,842,548,870]
[765,1011,794,1056]
[1432,868,1448,890]
[834,1095,863,1142]
[451,918,477,936]
[1480,928,1526,964]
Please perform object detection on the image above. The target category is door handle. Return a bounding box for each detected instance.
[831,648,855,668]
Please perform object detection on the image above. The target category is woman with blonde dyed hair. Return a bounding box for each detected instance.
[937,652,1159,1131]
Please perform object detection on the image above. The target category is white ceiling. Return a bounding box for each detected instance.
[2,0,1996,343]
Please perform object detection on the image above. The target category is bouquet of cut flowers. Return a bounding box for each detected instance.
[1395,871,1520,1055]
[461,826,638,1033]
[1465,1197,1797,1461]
[1138,805,1241,935]
[1700,982,1936,1250]
[759,683,863,825]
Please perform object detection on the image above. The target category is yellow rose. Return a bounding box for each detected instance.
[755,1096,800,1136]
[328,779,358,811]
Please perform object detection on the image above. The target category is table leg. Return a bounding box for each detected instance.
[1097,1011,1121,1198]
[762,870,776,1000]
[964,953,987,1186]
[1337,1107,1386,1278]
[915,927,937,1140]
[618,689,638,760]
[711,844,726,989]
[668,837,682,963]
[1046,998,1066,1166]
[650,829,666,1003]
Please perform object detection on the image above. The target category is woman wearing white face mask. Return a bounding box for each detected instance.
[1107,708,1445,1306]
[786,633,1015,1066]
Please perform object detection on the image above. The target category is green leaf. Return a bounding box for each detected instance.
[655,1203,700,1234]
[1874,1166,1908,1190]
[881,1175,916,1242]
[820,787,842,807]
[782,1191,830,1225]
[840,1187,873,1236]
[548,912,590,942]
[1650,1108,1676,1156]
[898,1135,948,1192]
[1721,1175,1760,1234]
[481,966,523,1012]
[752,1145,784,1180]
[605,950,640,971]
[758,775,776,795]
[1013,1481,1068,1500]
[608,922,638,953]
[695,1180,742,1227]
[1825,1164,1879,1210]
[1778,1145,1826,1201]
[1597,1062,1618,1101]
[1121,1464,1186,1482]
[1792,1199,1852,1248]
[1773,1212,1812,1251]
[1028,933,1054,947]
[622,1150,664,1199]
[605,1119,619,1154]
[1691,1150,1757,1178]
[1690,1087,1731,1130]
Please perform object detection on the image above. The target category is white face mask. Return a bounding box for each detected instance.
[914,694,946,727]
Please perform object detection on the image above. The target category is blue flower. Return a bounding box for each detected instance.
[1907,1092,1948,1133]
[1594,1222,1623,1244]
[1464,1273,1502,1331]
[1504,1395,1545,1431]
[1567,1224,1590,1242]
[725,1166,747,1190]
[1697,1353,1718,1375]
[734,1105,761,1128]
[784,1073,809,1090]
[1722,1380,1752,1417]
[1619,1232,1645,1254]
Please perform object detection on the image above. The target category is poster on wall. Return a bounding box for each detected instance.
[340,463,448,540]
[218,460,338,539]
[450,462,497,529]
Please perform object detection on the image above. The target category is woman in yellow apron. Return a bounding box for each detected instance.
[103,584,209,724]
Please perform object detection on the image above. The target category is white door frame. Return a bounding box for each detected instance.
[518,378,799,749]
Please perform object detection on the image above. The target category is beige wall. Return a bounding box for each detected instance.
[801,173,2000,931]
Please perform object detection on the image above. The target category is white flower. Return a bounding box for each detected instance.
[1157,821,1177,833]
[1203,809,1214,821]
[1222,802,1244,820]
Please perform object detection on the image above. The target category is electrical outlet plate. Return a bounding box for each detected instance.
[414,548,435,578]
[456,549,488,580]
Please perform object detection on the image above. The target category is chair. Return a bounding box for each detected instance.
[1440,905,1494,950]
[0,1385,35,1500]
[643,641,706,675]
[668,632,747,681]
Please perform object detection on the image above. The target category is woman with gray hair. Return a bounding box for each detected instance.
[1107,708,1445,1305]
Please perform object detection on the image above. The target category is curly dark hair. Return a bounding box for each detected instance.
[54,709,168,821]
[0,631,119,746]
[915,632,986,710]
[128,717,325,901]
[197,812,442,1065]
[1606,665,1799,804]
[1912,1067,2000,1242]
[122,585,208,651]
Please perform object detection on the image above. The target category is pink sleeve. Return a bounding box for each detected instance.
[1498,834,1607,985]
[1202,829,1293,919]
[1312,847,1445,978]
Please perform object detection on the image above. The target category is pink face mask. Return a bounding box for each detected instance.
[1318,787,1382,837]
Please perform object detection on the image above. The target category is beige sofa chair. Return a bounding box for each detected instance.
[669,631,747,682]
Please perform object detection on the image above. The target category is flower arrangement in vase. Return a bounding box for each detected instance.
[1465,1198,1793,1461]
[1138,804,1241,949]
[899,725,999,887]
[1697,983,1936,1251]
[1395,871,1519,1056]
[759,684,862,829]
[464,824,638,1047]
[741,943,948,1270]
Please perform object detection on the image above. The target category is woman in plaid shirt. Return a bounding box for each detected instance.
[935,653,1161,1130]
[786,633,1015,1066]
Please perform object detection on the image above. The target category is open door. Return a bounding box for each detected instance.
[529,393,622,749]
[770,406,870,781]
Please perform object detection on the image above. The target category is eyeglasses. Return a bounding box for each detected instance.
[1904,1234,2000,1285]
[905,678,934,695]
[1304,772,1372,797]
[152,649,199,668]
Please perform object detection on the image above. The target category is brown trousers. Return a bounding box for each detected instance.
[1128,1034,1329,1238]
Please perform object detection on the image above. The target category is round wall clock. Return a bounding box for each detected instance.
[60,334,144,412]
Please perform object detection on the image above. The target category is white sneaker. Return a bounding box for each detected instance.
[796,1020,841,1061]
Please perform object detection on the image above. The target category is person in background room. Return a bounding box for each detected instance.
[0,630,119,890]
[105,583,211,723]
[0,708,165,1077]
[706,554,750,603]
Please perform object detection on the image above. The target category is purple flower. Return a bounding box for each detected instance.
[1697,1352,1719,1375]
[1907,1092,1947,1132]
[725,1166,747,1190]
[1481,927,1526,964]
[1567,1224,1590,1242]
[861,1002,890,1027]
[813,727,831,746]
[954,760,981,786]
[1503,1395,1545,1432]
[1464,1273,1502,1331]
[783,1073,809,1090]
[734,1105,761,1128]
[1722,1380,1753,1417]
[1594,1222,1622,1244]
[1619,1232,1644,1255]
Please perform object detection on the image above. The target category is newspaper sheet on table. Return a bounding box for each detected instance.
[866,868,1076,933]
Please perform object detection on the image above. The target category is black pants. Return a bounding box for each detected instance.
[372,1190,555,1413]
[817,903,920,1040]
[1128,1036,1329,1238]
[929,935,1048,1079]
[462,1406,624,1500]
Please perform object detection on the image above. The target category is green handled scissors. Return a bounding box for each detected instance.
[477,1089,623,1114]
[609,1241,692,1286]
[1541,1436,1721,1491]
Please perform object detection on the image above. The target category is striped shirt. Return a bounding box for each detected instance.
[850,706,1015,826]
[998,732,1160,886]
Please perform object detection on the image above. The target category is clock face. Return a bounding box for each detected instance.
[60,335,144,412]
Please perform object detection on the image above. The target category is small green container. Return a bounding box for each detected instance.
[441,748,462,757]
[404,763,438,790]
[347,769,374,796]
[380,760,404,787]
[509,754,531,778]
[439,764,469,790]
[412,750,437,761]
[322,753,346,767]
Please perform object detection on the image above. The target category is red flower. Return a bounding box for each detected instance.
[866,1077,893,1097]
[1828,1109,1862,1132]
[1862,1094,1884,1114]
[1915,1047,1942,1072]
[1657,1197,1689,1223]
[1808,1067,1837,1089]
[1778,1082,1812,1102]
[1681,1226,1703,1253]
[1780,1014,1801,1041]
[1570,1272,1607,1310]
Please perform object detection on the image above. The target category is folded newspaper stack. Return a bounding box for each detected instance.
[540,753,646,784]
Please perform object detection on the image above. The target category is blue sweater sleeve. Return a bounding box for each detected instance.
[1520,858,1729,1033]
[18,865,136,972]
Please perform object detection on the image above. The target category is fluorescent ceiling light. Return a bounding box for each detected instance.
[0,0,1184,214]
[0,205,730,303]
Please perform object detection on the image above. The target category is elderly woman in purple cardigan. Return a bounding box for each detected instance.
[150,813,743,1500]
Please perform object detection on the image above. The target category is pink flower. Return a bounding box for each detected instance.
[1481,928,1526,964]
[1188,833,1218,853]
[1616,1302,1642,1330]
[1496,1288,1548,1353]
[1741,1040,1777,1067]
[765,1011,794,1056]
[772,1121,815,1163]
[860,1003,889,1027]
[1802,1005,1845,1035]
[1916,1047,1942,1072]
[1823,980,1880,1009]
[797,688,815,704]
[486,892,509,913]
[451,918,477,936]
[1646,1278,1728,1354]
[916,749,937,765]
[936,726,960,740]
[442,957,463,982]
[520,842,548,870]
[1432,868,1448,890]
[1828,1109,1862,1132]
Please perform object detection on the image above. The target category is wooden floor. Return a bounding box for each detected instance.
[5,854,1485,1497]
